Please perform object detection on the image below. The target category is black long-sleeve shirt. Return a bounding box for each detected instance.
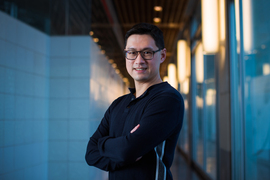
[85,82,184,180]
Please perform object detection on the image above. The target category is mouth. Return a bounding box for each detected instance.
[134,68,147,71]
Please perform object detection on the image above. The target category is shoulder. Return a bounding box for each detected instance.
[143,83,184,120]
[146,82,184,110]
[152,82,183,102]
[110,93,130,108]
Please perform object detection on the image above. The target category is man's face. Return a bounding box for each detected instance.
[125,34,166,84]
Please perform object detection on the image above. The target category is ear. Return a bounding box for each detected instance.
[160,48,166,63]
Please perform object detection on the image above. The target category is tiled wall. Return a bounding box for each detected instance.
[0,11,50,179]
[88,39,127,179]
[0,11,127,180]
[49,36,126,180]
[49,36,91,180]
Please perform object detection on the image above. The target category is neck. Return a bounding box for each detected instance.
[134,77,163,98]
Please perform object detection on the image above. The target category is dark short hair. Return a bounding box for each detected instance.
[124,23,165,50]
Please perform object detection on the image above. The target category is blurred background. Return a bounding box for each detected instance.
[0,0,269,180]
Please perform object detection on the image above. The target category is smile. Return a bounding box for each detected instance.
[134,67,147,70]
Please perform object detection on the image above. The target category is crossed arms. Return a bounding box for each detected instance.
[85,94,184,171]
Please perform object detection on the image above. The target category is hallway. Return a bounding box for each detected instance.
[1,0,270,179]
[171,150,203,180]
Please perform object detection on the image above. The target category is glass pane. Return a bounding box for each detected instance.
[241,0,270,179]
[230,1,244,179]
[195,84,204,167]
[0,0,92,35]
[204,55,216,179]
[0,0,51,34]
[179,92,189,154]
[193,43,217,178]
[193,43,204,168]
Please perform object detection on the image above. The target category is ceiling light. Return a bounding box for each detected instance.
[89,31,94,36]
[115,69,120,74]
[154,6,163,12]
[181,79,189,94]
[163,76,168,82]
[167,63,178,89]
[201,0,218,54]
[123,78,129,83]
[177,40,189,83]
[153,17,161,23]
[206,89,216,106]
[108,59,114,64]
[242,0,253,53]
[263,63,270,75]
[195,42,204,83]
[112,63,117,68]
[101,50,105,54]
[93,38,99,43]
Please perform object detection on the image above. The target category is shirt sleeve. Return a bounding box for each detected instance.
[85,104,125,171]
[97,94,184,164]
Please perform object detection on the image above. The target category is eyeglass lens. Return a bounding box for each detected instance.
[126,50,154,60]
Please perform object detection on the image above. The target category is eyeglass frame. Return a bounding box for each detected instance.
[124,49,162,60]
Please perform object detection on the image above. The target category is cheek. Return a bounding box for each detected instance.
[126,61,133,71]
[149,61,159,70]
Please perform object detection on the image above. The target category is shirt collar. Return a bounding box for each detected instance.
[128,82,167,100]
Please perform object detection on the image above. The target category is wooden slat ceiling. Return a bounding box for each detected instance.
[0,0,198,87]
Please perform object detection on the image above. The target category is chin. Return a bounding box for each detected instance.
[134,77,150,82]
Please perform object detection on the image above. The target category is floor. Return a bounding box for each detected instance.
[171,150,203,180]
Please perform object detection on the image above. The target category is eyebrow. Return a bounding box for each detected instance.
[126,47,155,51]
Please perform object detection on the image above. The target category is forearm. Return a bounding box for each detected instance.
[98,134,140,164]
[85,137,124,171]
[85,101,126,171]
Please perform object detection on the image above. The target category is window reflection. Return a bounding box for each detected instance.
[193,43,217,179]
[232,0,270,179]
[193,42,204,168]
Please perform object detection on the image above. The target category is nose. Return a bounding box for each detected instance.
[134,52,146,64]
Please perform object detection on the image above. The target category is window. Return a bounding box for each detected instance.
[192,42,217,179]
[231,0,270,179]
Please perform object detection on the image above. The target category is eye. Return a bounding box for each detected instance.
[127,51,136,55]
[143,51,152,55]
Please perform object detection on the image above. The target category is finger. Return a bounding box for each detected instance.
[130,124,140,133]
[136,156,142,161]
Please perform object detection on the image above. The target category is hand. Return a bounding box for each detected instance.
[130,124,142,161]
[130,124,140,133]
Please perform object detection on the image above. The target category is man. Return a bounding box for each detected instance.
[85,23,184,180]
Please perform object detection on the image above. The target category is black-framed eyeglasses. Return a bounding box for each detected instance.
[124,49,161,60]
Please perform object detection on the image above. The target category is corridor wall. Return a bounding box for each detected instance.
[0,11,50,179]
[0,11,127,180]
[49,36,126,180]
